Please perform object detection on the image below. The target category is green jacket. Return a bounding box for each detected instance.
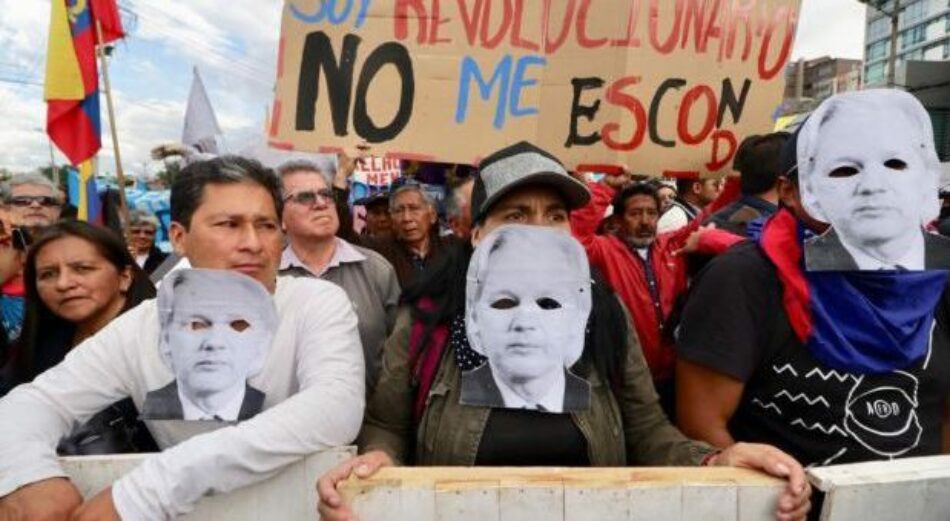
[360,306,714,466]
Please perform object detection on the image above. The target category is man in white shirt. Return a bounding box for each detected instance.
[0,156,365,521]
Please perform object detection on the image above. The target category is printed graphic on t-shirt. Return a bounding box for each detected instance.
[745,335,938,467]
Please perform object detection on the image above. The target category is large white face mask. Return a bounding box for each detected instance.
[797,89,947,271]
[461,225,592,413]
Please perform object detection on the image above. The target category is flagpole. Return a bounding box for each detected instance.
[95,20,130,234]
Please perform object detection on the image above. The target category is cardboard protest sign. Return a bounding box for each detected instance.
[142,270,277,422]
[270,0,801,176]
[354,157,402,188]
[460,225,591,413]
[797,90,950,272]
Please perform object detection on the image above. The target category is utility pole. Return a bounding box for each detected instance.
[858,0,903,87]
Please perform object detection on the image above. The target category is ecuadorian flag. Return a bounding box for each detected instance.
[46,0,123,222]
[68,160,101,223]
[45,0,102,166]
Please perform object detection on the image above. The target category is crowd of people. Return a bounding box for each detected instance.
[0,89,946,521]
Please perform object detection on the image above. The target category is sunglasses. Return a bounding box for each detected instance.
[9,196,60,208]
[129,228,156,236]
[284,189,334,207]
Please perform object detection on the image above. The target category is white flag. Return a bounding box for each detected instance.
[182,67,221,154]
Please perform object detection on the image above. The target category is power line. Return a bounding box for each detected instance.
[0,77,42,87]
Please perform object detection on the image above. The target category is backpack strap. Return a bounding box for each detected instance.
[408,298,451,424]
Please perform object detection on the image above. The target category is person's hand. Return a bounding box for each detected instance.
[0,478,83,521]
[69,487,119,521]
[712,442,811,521]
[335,144,370,189]
[316,450,393,521]
[673,223,716,256]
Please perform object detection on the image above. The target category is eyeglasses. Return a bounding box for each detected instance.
[284,189,334,207]
[129,228,156,236]
[8,196,60,208]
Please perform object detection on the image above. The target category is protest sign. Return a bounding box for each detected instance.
[270,0,801,176]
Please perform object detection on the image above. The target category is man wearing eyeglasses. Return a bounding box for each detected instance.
[277,160,400,391]
[2,174,63,230]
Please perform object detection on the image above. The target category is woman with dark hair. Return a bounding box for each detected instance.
[10,220,158,454]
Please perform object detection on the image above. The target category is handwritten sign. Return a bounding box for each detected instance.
[271,0,801,176]
[354,157,402,187]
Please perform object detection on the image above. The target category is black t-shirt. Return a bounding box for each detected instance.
[677,242,950,467]
[475,409,589,466]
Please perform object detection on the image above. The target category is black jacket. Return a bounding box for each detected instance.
[141,381,265,421]
[804,229,950,271]
[460,362,591,412]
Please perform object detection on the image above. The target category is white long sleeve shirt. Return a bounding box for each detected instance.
[0,276,365,520]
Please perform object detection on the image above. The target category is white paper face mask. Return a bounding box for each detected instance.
[797,90,949,271]
[143,269,277,421]
[461,225,592,413]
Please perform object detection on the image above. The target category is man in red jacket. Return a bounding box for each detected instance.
[572,173,737,414]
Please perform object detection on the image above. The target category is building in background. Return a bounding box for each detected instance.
[863,0,950,86]
[785,57,864,101]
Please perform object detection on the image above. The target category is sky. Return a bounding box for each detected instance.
[0,0,867,177]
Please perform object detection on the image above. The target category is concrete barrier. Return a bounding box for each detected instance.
[61,451,950,520]
[61,446,354,521]
[807,454,950,521]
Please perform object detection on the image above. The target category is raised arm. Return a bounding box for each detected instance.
[664,176,741,251]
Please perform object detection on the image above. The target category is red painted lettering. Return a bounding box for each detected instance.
[511,0,540,51]
[725,0,755,61]
[611,0,642,48]
[758,6,797,80]
[543,0,577,54]
[479,0,514,50]
[427,0,452,44]
[705,129,737,171]
[576,0,607,48]
[649,0,685,54]
[458,0,484,46]
[681,0,711,52]
[703,0,725,57]
[394,0,428,44]
[677,85,717,145]
[602,76,647,152]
